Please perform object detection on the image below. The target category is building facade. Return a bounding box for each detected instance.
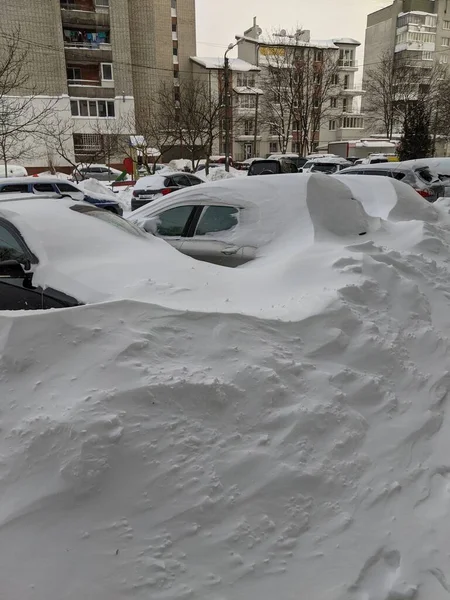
[232,19,365,158]
[363,0,450,139]
[3,0,196,170]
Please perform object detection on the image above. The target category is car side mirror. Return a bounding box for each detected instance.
[143,217,159,234]
[0,259,26,278]
[298,168,303,173]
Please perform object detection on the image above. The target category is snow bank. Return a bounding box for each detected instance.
[77,177,119,201]
[4,174,450,598]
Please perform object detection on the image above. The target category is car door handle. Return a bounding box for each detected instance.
[221,246,240,255]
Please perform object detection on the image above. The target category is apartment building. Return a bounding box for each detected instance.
[363,0,450,137]
[232,19,364,159]
[3,0,196,169]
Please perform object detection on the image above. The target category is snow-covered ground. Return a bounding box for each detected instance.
[3,177,450,599]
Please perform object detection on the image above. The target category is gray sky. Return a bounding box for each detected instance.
[195,0,392,63]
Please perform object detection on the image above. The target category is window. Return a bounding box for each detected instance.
[339,49,354,67]
[67,67,81,81]
[269,142,278,153]
[96,0,110,6]
[79,100,89,116]
[173,47,178,56]
[172,23,177,32]
[155,206,195,237]
[239,95,256,109]
[329,120,336,131]
[331,74,339,85]
[70,100,79,116]
[57,183,80,194]
[69,99,116,118]
[244,119,254,135]
[330,98,337,108]
[0,184,29,194]
[342,98,348,112]
[422,51,433,61]
[341,116,364,128]
[33,183,55,193]
[195,206,239,236]
[314,49,323,62]
[101,63,113,81]
[186,175,202,186]
[442,38,450,47]
[269,122,278,135]
[0,224,27,262]
[344,74,350,89]
[171,0,177,6]
[171,174,191,186]
[443,20,450,30]
[237,73,256,87]
[440,54,448,64]
[313,98,320,108]
[89,101,98,117]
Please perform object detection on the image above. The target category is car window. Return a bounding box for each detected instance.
[33,183,55,193]
[392,171,406,181]
[57,183,80,193]
[195,206,239,236]
[69,205,147,237]
[172,175,191,187]
[0,223,27,262]
[187,175,202,186]
[364,170,391,177]
[311,163,338,174]
[415,167,434,183]
[155,205,196,237]
[0,184,29,193]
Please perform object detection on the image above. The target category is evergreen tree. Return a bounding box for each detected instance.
[397,100,432,161]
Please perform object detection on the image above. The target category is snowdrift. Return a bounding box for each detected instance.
[2,176,450,599]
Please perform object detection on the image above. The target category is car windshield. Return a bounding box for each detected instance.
[70,204,147,237]
[311,163,338,174]
[414,167,436,183]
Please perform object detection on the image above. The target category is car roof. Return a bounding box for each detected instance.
[0,176,76,185]
[134,171,200,190]
[307,157,351,164]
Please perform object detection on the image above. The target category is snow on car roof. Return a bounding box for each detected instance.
[0,176,77,185]
[133,172,194,190]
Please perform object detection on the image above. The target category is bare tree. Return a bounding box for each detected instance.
[0,27,57,175]
[259,32,340,155]
[364,51,446,140]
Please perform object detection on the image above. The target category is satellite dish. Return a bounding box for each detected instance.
[280,29,287,36]
[256,27,262,35]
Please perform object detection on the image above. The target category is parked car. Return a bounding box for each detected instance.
[338,162,445,202]
[267,154,308,170]
[300,157,353,174]
[0,165,28,178]
[0,177,123,215]
[400,158,450,185]
[131,172,204,211]
[72,164,124,182]
[195,163,223,173]
[247,158,298,176]
[127,173,430,268]
[0,197,156,310]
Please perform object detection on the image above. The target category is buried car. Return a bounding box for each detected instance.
[0,176,437,311]
[128,173,435,268]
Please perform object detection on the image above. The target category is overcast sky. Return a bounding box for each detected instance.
[195,0,392,62]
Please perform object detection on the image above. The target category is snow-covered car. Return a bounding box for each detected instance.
[0,164,28,178]
[72,164,124,183]
[127,173,433,268]
[267,153,307,170]
[0,177,123,215]
[131,172,204,211]
[338,162,446,202]
[0,198,159,309]
[300,157,353,174]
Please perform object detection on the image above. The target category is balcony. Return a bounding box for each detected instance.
[341,86,365,96]
[60,0,110,27]
[68,83,114,98]
[64,29,111,62]
[338,59,358,71]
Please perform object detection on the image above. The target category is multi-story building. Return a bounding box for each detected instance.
[189,56,261,160]
[363,0,450,140]
[232,19,365,158]
[3,0,196,170]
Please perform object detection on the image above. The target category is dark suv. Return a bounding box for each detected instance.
[248,158,299,176]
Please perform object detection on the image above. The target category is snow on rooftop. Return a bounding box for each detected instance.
[190,56,259,71]
[332,37,361,46]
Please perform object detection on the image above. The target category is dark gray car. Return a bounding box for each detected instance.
[338,162,446,202]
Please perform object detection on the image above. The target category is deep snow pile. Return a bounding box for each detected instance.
[4,178,450,599]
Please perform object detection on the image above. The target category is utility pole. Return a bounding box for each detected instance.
[224,38,244,172]
[224,51,231,172]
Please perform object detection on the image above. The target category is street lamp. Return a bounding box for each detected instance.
[224,38,243,172]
